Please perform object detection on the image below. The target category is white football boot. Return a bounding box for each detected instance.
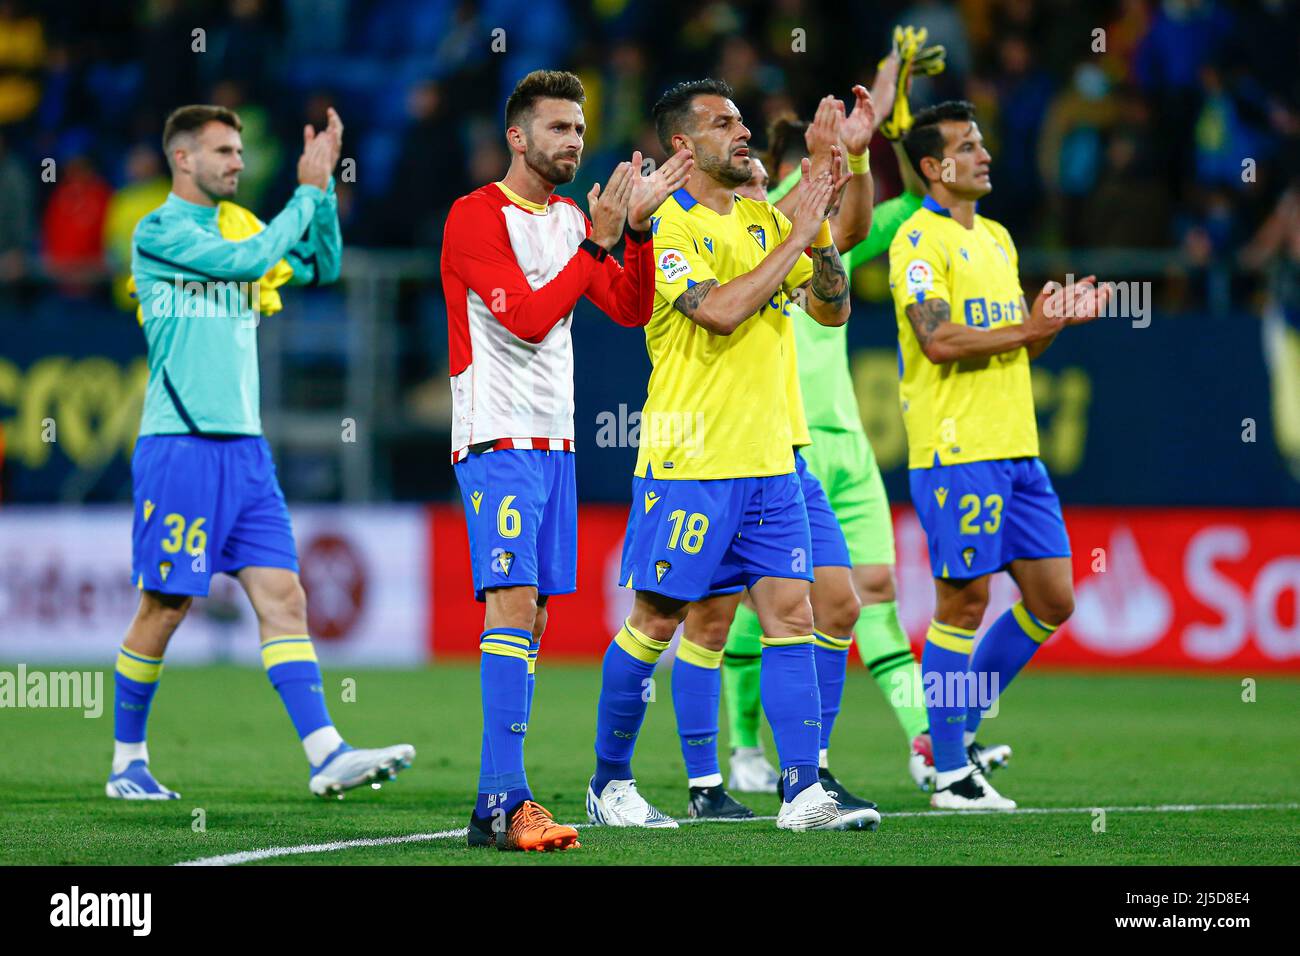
[776,781,881,832]
[308,743,415,798]
[913,736,1013,792]
[930,765,1017,810]
[728,746,781,793]
[586,778,679,828]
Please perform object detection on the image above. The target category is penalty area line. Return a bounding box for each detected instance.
[174,802,1299,866]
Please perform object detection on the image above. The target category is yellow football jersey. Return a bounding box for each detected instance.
[889,196,1037,468]
[637,188,812,479]
[129,200,294,325]
[781,308,812,449]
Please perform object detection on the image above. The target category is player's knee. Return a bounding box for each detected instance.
[141,591,192,631]
[766,598,815,639]
[815,591,860,638]
[1028,589,1074,628]
[532,605,548,642]
[855,565,896,605]
[939,591,988,631]
[685,616,730,652]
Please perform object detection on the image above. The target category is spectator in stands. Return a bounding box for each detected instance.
[103,143,169,310]
[0,0,45,127]
[41,153,110,293]
[0,130,34,284]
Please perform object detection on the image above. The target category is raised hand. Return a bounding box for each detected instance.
[804,95,845,177]
[588,161,633,250]
[790,157,836,246]
[297,126,333,190]
[1065,275,1114,325]
[1026,281,1069,341]
[841,84,876,155]
[868,52,900,137]
[823,144,853,218]
[628,149,693,232]
[320,106,344,169]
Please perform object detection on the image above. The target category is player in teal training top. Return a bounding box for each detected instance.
[108,104,414,801]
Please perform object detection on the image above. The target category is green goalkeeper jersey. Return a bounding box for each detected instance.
[774,188,923,433]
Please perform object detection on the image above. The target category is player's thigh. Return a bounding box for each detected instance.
[130,435,234,597]
[1007,556,1075,626]
[909,459,1012,582]
[220,437,299,581]
[684,589,745,651]
[619,474,745,603]
[534,450,578,599]
[1000,457,1072,574]
[454,450,548,601]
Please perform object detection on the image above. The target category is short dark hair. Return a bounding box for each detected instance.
[653,78,735,154]
[504,70,586,131]
[764,115,806,174]
[902,100,977,186]
[161,105,242,161]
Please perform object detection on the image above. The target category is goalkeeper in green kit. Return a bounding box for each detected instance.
[722,27,967,795]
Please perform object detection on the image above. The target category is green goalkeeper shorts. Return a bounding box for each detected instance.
[799,426,895,567]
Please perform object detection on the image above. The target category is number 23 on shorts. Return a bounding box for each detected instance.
[957,494,1003,535]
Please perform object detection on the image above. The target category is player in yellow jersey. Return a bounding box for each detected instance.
[889,101,1111,809]
[586,78,879,833]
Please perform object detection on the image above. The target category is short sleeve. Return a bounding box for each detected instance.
[889,224,951,313]
[653,216,717,309]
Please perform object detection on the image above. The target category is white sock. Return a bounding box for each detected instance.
[935,765,974,790]
[303,725,345,767]
[112,740,149,775]
[688,773,723,788]
[818,748,829,769]
[963,731,977,747]
[732,745,764,757]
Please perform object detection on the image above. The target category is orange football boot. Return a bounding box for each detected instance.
[500,800,580,852]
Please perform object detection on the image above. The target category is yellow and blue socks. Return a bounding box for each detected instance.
[112,645,164,773]
[721,602,764,749]
[812,631,852,765]
[856,600,929,740]
[673,637,724,786]
[260,634,343,767]
[760,636,821,800]
[477,626,533,816]
[592,620,670,794]
[965,602,1056,737]
[922,620,975,773]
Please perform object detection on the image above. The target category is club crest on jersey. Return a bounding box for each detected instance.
[492,549,515,576]
[935,487,948,508]
[962,547,976,569]
[470,490,483,514]
[907,229,922,247]
[644,491,660,513]
[657,249,691,281]
[905,259,934,295]
[703,237,713,254]
[655,560,671,583]
[747,224,766,250]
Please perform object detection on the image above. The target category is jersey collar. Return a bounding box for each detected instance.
[671,187,698,211]
[165,192,219,222]
[922,194,978,218]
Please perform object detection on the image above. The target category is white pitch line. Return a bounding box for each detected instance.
[174,801,1299,866]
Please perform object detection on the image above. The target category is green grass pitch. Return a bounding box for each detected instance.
[2,663,1296,865]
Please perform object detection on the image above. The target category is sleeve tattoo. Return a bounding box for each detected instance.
[904,298,951,348]
[807,245,848,308]
[673,278,718,318]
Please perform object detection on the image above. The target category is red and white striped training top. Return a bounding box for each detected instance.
[440,182,654,463]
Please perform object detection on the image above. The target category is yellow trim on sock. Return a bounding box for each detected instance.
[1012,602,1058,644]
[259,634,317,669]
[115,647,164,683]
[482,631,531,649]
[482,642,530,662]
[614,620,671,664]
[813,630,853,651]
[760,633,815,647]
[925,621,974,654]
[677,637,723,669]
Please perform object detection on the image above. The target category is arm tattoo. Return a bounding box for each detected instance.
[905,298,950,348]
[808,245,848,308]
[673,278,718,318]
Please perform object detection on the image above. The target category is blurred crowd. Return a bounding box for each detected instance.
[0,0,1297,301]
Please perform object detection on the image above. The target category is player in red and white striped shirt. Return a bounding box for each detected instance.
[440,69,691,851]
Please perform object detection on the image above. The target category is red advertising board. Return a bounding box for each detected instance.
[429,504,1300,671]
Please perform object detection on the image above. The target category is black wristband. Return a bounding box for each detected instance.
[580,237,608,262]
[624,223,650,244]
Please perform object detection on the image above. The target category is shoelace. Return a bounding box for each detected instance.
[515,801,557,830]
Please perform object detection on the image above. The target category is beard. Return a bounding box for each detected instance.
[524,142,579,186]
[696,146,751,188]
[196,166,238,200]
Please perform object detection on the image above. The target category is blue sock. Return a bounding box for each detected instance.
[592,621,669,794]
[922,621,975,772]
[478,627,532,809]
[260,636,332,739]
[760,639,820,800]
[813,632,852,755]
[672,638,723,783]
[113,646,163,744]
[966,602,1056,735]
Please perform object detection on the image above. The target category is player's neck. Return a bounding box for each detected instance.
[500,160,554,209]
[687,170,735,215]
[929,186,976,228]
[171,177,217,208]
